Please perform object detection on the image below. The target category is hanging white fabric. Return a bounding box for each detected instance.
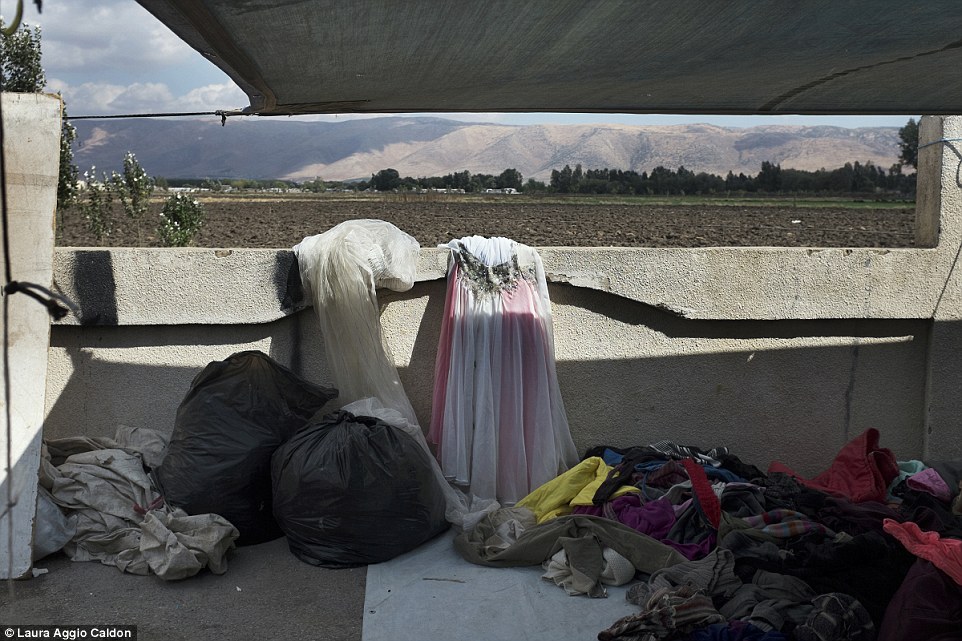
[294,219,420,425]
[429,235,578,505]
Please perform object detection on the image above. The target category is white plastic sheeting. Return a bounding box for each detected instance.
[363,530,639,641]
[294,220,420,424]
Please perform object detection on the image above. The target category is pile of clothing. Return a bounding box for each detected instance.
[39,425,239,581]
[456,428,962,641]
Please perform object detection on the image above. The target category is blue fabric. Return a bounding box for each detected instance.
[632,459,746,483]
[687,621,787,640]
[602,448,624,466]
[887,459,927,502]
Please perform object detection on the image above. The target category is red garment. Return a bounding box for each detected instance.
[681,458,721,529]
[767,428,898,503]
[882,519,962,586]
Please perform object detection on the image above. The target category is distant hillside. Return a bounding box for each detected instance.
[71,116,902,182]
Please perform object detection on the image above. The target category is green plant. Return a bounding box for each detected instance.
[58,104,79,212]
[110,152,154,243]
[0,20,43,91]
[898,118,919,170]
[79,167,115,241]
[158,194,205,246]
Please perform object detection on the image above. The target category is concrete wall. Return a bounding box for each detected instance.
[43,115,962,477]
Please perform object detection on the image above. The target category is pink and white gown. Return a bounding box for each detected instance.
[429,235,578,505]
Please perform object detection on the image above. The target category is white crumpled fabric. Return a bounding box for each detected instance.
[139,510,237,580]
[542,546,637,598]
[472,506,538,556]
[41,427,238,580]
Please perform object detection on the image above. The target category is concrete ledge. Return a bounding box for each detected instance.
[53,248,300,326]
[53,244,944,326]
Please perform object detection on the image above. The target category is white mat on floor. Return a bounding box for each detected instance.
[362,530,640,641]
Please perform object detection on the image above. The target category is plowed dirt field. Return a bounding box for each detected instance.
[56,195,917,249]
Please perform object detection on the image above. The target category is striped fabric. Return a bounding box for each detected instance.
[742,509,836,538]
[647,440,729,467]
[599,584,725,641]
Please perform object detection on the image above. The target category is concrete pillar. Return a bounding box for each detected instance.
[921,115,962,460]
[0,93,62,579]
[915,118,942,248]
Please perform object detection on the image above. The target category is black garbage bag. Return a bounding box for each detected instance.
[155,351,337,545]
[272,410,449,567]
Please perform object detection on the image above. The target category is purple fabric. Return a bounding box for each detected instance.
[906,468,953,502]
[663,535,716,560]
[574,495,714,560]
[573,496,675,539]
[608,494,676,539]
[878,559,962,641]
[572,505,603,517]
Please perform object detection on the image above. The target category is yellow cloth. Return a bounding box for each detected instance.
[517,457,638,523]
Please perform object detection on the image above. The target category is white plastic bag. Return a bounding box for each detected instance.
[33,485,75,561]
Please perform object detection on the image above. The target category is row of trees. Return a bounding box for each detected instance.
[79,154,205,246]
[547,159,915,196]
[361,167,524,193]
[357,159,916,197]
[161,177,328,192]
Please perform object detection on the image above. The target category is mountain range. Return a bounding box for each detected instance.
[70,116,903,183]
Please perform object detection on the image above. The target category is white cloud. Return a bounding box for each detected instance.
[178,83,249,112]
[35,1,196,76]
[49,79,248,116]
[109,82,177,112]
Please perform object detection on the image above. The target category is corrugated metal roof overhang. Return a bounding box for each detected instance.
[135,0,962,116]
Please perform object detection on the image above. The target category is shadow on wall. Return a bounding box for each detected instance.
[45,249,328,440]
[393,280,931,476]
[42,323,311,440]
[45,273,932,477]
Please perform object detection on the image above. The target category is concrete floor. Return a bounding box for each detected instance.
[3,531,644,641]
[0,537,366,641]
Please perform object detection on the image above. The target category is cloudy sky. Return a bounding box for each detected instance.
[13,0,915,128]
